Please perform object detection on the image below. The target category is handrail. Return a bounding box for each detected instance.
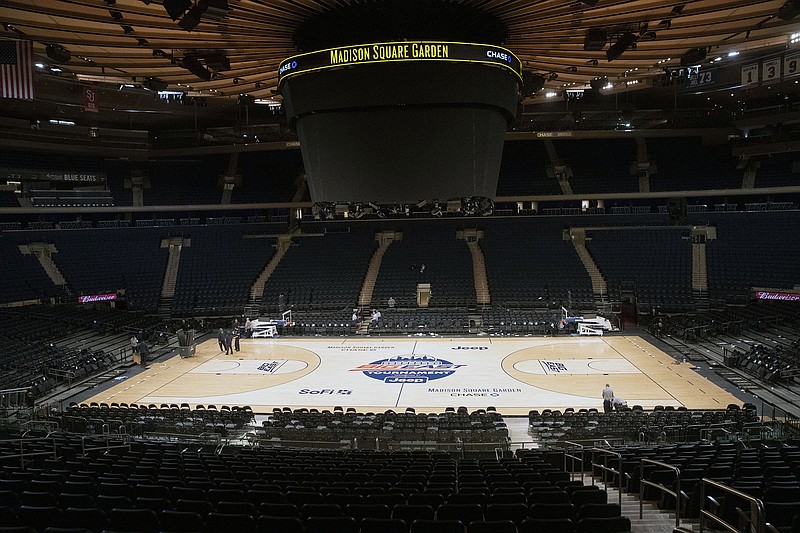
[0,436,58,468]
[640,458,681,529]
[700,426,731,441]
[699,478,765,533]
[563,440,586,482]
[80,434,130,456]
[21,419,59,436]
[141,431,223,445]
[592,447,623,506]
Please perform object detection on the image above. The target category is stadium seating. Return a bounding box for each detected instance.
[647,137,741,191]
[171,225,278,316]
[585,228,693,310]
[371,220,475,308]
[496,141,562,196]
[20,227,170,311]
[263,225,376,310]
[553,139,638,194]
[478,218,593,308]
[700,212,800,304]
[0,234,60,305]
[232,150,303,204]
[143,159,227,206]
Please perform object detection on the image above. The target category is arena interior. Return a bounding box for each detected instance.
[1,1,800,532]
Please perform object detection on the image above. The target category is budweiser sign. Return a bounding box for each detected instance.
[755,291,800,301]
[77,293,117,303]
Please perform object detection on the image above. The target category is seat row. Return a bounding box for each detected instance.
[0,505,633,533]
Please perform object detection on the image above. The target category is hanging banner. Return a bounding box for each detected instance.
[762,58,781,84]
[82,86,99,112]
[785,53,800,79]
[741,64,759,86]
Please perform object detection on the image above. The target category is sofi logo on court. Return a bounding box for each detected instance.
[350,355,465,384]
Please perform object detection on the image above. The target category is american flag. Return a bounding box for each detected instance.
[0,40,35,100]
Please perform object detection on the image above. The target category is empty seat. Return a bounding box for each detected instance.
[303,516,359,533]
[159,510,204,533]
[109,508,159,532]
[409,519,465,533]
[467,520,517,533]
[205,512,256,533]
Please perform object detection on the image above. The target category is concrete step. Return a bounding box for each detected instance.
[595,482,695,533]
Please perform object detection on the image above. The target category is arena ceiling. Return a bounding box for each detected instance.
[1,0,799,102]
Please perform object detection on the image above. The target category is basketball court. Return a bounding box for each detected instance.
[84,336,741,416]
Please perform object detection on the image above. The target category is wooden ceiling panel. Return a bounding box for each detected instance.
[0,0,797,98]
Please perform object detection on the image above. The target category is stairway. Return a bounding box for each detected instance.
[158,237,186,319]
[466,241,491,306]
[250,236,292,306]
[19,243,67,287]
[599,480,697,533]
[570,231,608,308]
[358,232,398,308]
[692,241,709,309]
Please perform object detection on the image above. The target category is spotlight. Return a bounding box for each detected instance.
[584,28,607,51]
[163,0,191,20]
[478,197,494,217]
[590,76,608,90]
[143,77,168,91]
[204,52,230,72]
[606,32,637,62]
[238,94,255,106]
[45,44,71,64]
[680,47,707,66]
[522,71,546,96]
[179,1,207,31]
[351,203,365,219]
[779,0,800,20]
[181,55,212,81]
[204,0,229,20]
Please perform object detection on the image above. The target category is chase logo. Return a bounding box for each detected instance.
[279,60,298,75]
[486,50,513,64]
[350,355,465,384]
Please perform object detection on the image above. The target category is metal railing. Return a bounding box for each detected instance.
[21,419,59,436]
[562,438,624,481]
[141,431,223,446]
[593,447,623,506]
[563,440,588,482]
[640,458,682,529]
[80,434,131,456]
[0,436,58,468]
[700,426,733,442]
[699,478,765,533]
[253,437,355,450]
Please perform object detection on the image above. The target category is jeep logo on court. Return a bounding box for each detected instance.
[350,355,465,384]
[451,346,487,350]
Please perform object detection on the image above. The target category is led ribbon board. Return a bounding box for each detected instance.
[278,41,522,86]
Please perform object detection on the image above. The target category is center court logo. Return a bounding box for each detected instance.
[350,354,466,384]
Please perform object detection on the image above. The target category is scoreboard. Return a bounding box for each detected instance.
[278,41,522,87]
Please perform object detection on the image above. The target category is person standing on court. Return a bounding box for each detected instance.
[602,384,614,413]
[217,328,225,352]
[224,329,233,355]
